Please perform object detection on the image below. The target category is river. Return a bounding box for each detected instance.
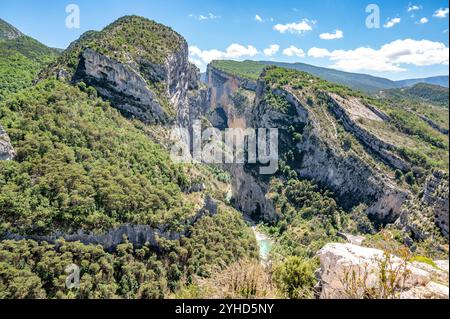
[252,226,273,262]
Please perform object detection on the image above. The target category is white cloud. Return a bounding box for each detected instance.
[254,14,273,23]
[307,47,332,58]
[189,44,259,70]
[408,4,422,12]
[263,44,280,57]
[319,29,344,40]
[416,17,429,24]
[189,13,220,21]
[307,39,449,73]
[384,17,401,28]
[273,19,314,34]
[283,45,305,58]
[433,7,449,18]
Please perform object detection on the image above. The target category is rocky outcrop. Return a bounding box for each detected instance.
[326,93,410,172]
[316,243,449,299]
[395,170,449,240]
[0,18,23,40]
[5,195,218,250]
[227,164,278,221]
[415,113,449,135]
[252,86,408,222]
[205,65,409,223]
[206,66,256,129]
[73,48,170,123]
[422,170,449,238]
[71,43,207,125]
[0,124,15,161]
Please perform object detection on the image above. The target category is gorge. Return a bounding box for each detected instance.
[0,15,448,299]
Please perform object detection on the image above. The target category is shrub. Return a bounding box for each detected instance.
[273,256,317,299]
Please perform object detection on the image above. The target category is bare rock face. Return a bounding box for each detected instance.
[0,18,24,40]
[5,195,218,250]
[228,164,278,221]
[72,44,207,125]
[74,48,169,123]
[316,243,449,299]
[0,125,15,161]
[205,66,409,223]
[396,170,449,240]
[326,93,410,172]
[423,171,449,238]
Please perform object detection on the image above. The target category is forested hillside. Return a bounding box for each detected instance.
[0,18,60,100]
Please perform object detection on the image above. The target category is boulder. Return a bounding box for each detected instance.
[316,243,449,299]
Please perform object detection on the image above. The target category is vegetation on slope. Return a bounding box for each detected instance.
[0,19,23,40]
[41,15,185,80]
[0,79,192,235]
[0,207,257,299]
[262,66,449,172]
[210,60,265,81]
[0,24,60,100]
[209,59,401,92]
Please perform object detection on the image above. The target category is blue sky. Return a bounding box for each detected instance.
[1,0,448,80]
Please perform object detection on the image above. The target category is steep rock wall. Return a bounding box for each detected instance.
[0,124,15,161]
[5,195,218,250]
[326,93,411,172]
[255,87,408,222]
[206,65,409,223]
[70,42,207,126]
[316,243,449,299]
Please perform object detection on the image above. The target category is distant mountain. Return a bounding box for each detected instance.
[380,83,449,109]
[211,60,448,93]
[395,76,449,88]
[259,60,398,93]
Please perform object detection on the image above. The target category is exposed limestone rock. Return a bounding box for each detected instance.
[205,65,409,223]
[337,232,365,245]
[5,195,218,250]
[396,170,449,240]
[74,48,169,123]
[316,243,449,299]
[326,93,410,172]
[227,164,278,221]
[62,39,208,126]
[0,124,15,161]
[253,86,408,222]
[423,171,449,238]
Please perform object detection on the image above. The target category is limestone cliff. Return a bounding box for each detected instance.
[205,65,409,223]
[39,16,208,126]
[316,243,449,299]
[6,195,218,250]
[396,170,449,239]
[0,124,15,161]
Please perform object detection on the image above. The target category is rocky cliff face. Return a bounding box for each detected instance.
[423,171,449,238]
[316,243,449,299]
[0,125,15,161]
[326,93,410,172]
[206,65,409,223]
[40,16,208,126]
[396,170,449,240]
[6,195,218,250]
[205,67,279,220]
[71,43,207,125]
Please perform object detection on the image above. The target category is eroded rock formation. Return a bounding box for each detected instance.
[316,243,449,299]
[206,66,409,223]
[0,125,15,161]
